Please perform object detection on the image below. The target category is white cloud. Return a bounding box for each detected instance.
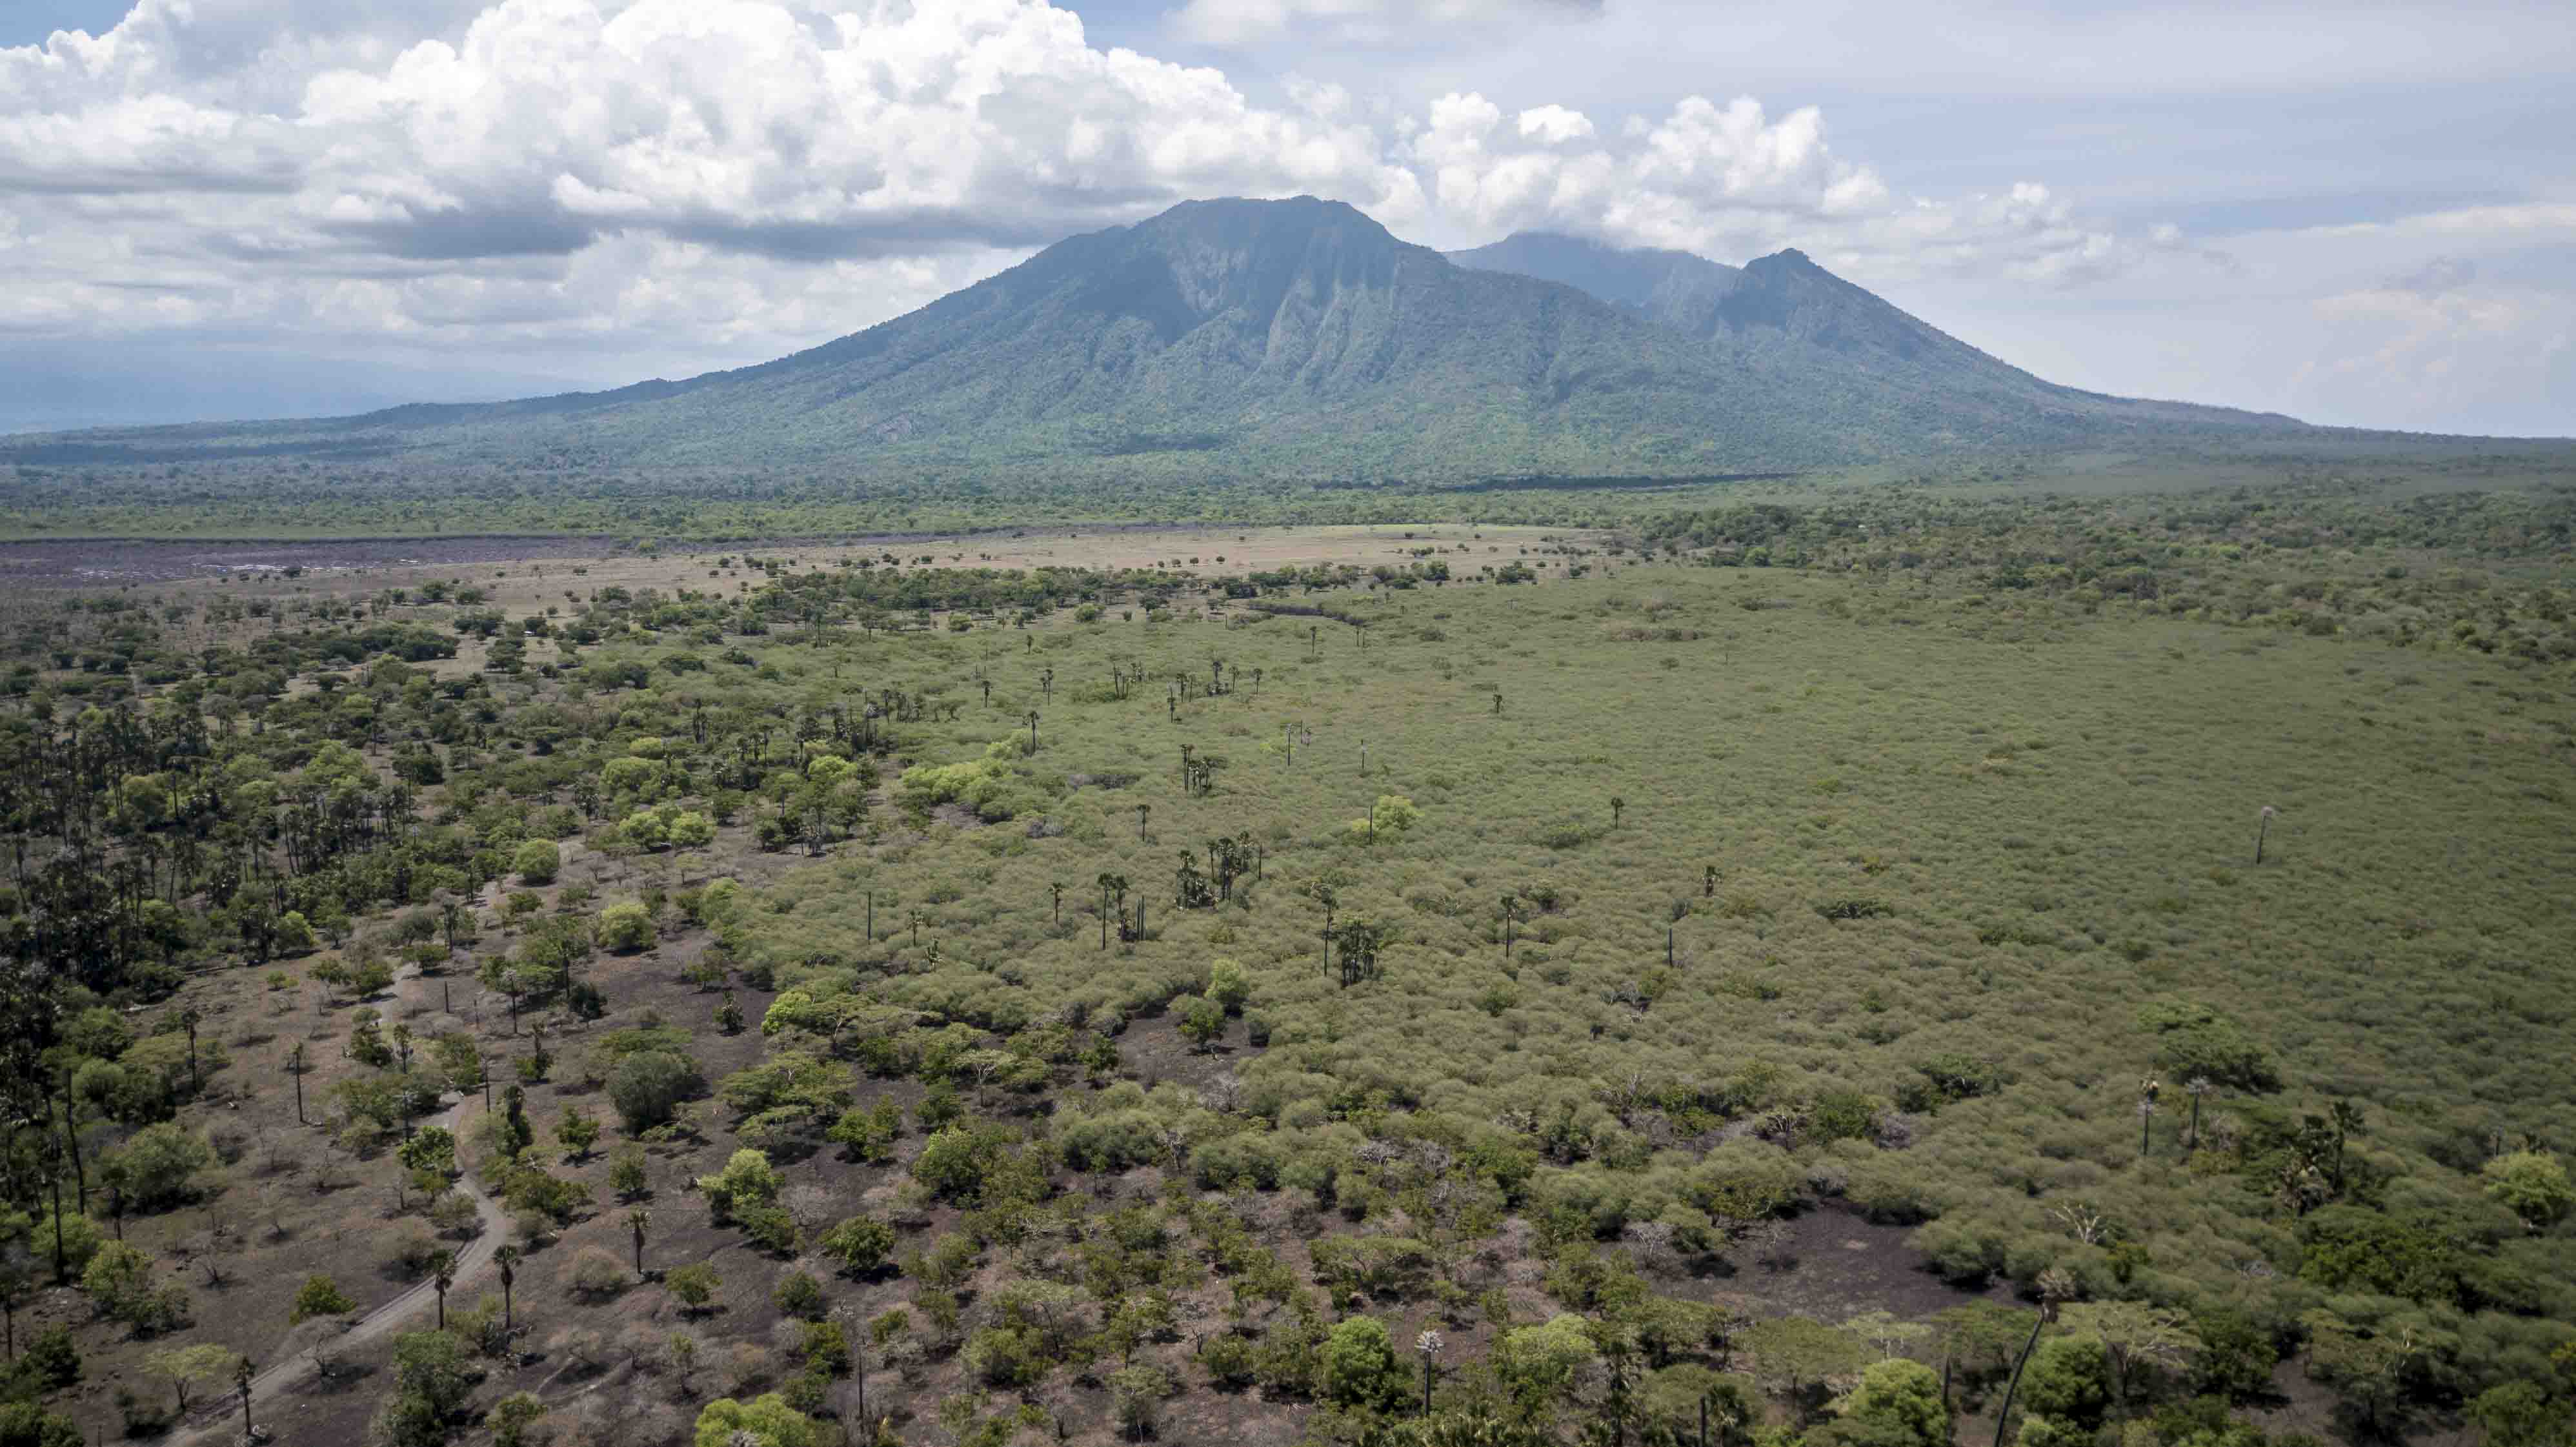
[0,0,1427,365]
[2299,271,2573,430]
[0,0,2394,416]
[1514,103,1593,145]
[1168,0,1600,48]
[1399,92,2158,288]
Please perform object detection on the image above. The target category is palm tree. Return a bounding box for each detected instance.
[1610,795,1626,829]
[1025,711,1040,753]
[2184,1077,2212,1149]
[2328,1099,2364,1192]
[1331,916,1391,989]
[495,1245,520,1333]
[1992,1268,2075,1447]
[1136,804,1151,841]
[430,1251,454,1330]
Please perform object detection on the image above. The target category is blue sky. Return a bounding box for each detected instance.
[2,0,2569,435]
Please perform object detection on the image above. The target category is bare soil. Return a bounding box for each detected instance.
[0,523,1589,591]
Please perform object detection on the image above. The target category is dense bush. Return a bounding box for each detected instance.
[607,1050,701,1133]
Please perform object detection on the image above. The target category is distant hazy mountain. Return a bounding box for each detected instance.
[0,341,587,436]
[1447,232,1749,325]
[1447,230,2265,433]
[3,197,2306,480]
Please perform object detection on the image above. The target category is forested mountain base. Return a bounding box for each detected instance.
[1,480,2571,1447]
[3,436,2572,543]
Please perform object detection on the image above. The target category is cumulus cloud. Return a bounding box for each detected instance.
[1514,105,1594,145]
[0,0,2191,385]
[2387,255,2476,296]
[1402,92,2158,288]
[0,0,1430,361]
[2299,268,2571,430]
[1167,0,1602,48]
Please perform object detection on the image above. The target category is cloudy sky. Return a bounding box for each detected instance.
[3,0,2570,434]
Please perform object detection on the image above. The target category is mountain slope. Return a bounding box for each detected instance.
[1449,229,2275,434]
[3,198,2308,480]
[1447,232,1748,326]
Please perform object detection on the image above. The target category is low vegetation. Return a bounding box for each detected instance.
[0,476,2570,1447]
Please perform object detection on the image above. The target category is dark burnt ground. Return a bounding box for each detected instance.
[1722,1201,2013,1324]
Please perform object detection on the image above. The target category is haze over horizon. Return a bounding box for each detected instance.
[4,0,2571,438]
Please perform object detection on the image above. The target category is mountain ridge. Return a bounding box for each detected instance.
[1,196,2317,480]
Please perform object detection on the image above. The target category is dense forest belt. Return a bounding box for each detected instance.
[1242,599,1373,627]
[0,534,641,586]
[1440,471,1803,494]
[0,523,1231,586]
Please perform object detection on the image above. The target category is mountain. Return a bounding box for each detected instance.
[2,197,2308,480]
[0,339,588,436]
[1446,232,1748,325]
[1447,230,2268,434]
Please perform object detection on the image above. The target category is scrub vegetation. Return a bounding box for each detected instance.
[0,478,2571,1447]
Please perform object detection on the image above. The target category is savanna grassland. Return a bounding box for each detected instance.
[1,480,2572,1447]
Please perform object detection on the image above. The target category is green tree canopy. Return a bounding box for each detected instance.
[1825,1358,1949,1447]
[692,1393,816,1447]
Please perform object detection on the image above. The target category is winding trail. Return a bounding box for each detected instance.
[172,965,510,1445]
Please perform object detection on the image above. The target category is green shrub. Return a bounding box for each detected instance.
[665,1262,721,1313]
[690,1393,814,1447]
[962,1326,1042,1387]
[696,1148,781,1221]
[2482,1150,2574,1230]
[772,1270,825,1320]
[1824,1358,1949,1447]
[290,1275,354,1323]
[607,1050,700,1133]
[512,840,559,885]
[1321,1317,1407,1410]
[2018,1335,2110,1428]
[1199,1333,1259,1389]
[21,1327,81,1389]
[598,901,656,953]
[818,1216,898,1275]
[2137,1000,2279,1091]
[105,1123,210,1210]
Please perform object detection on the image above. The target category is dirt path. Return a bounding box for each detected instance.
[171,966,511,1446]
